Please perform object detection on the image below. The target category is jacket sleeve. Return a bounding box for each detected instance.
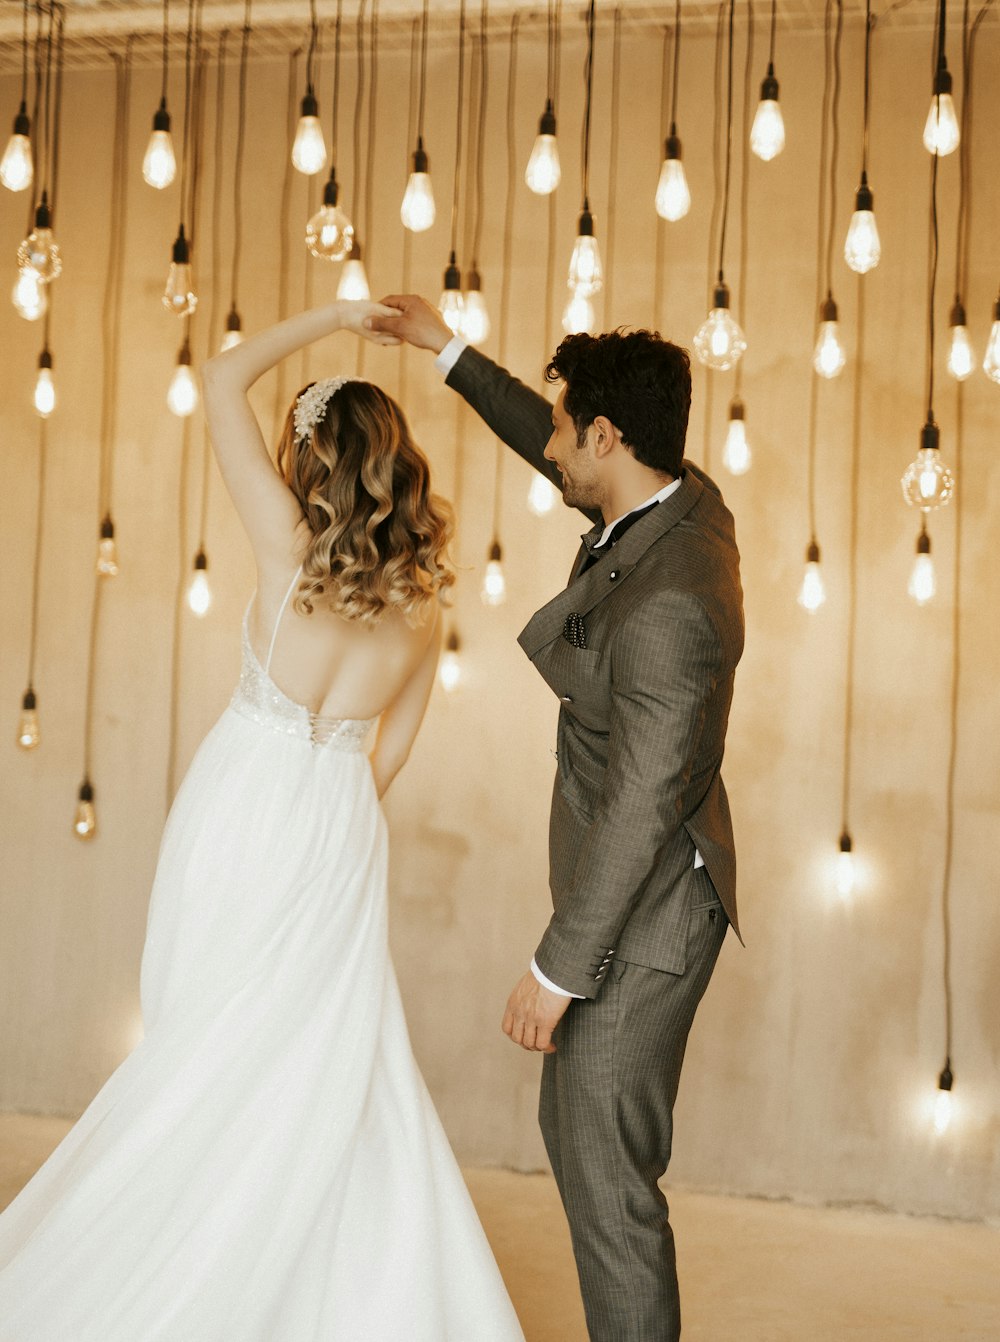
[533,588,722,998]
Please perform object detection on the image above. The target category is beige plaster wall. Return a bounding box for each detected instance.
[1,17,998,1221]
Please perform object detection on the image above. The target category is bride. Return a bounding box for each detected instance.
[0,300,525,1341]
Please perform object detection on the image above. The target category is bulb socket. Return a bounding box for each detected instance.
[22,687,36,711]
[938,1063,953,1092]
[993,292,1000,322]
[920,420,940,453]
[300,90,319,119]
[538,99,557,137]
[412,137,429,174]
[948,297,967,328]
[178,339,193,367]
[100,514,115,540]
[78,779,94,804]
[347,238,363,262]
[172,225,190,264]
[225,307,242,333]
[916,528,931,556]
[153,98,171,133]
[194,549,208,571]
[443,252,462,291]
[445,629,460,653]
[728,396,745,422]
[806,539,820,564]
[34,193,52,230]
[322,167,339,206]
[932,64,953,97]
[854,178,874,213]
[38,347,53,370]
[466,267,482,293]
[839,831,852,854]
[820,294,838,323]
[13,102,30,137]
[760,64,779,101]
[713,281,731,310]
[488,539,502,563]
[577,208,595,238]
[665,130,682,161]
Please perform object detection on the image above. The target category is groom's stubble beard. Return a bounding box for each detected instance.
[558,446,603,513]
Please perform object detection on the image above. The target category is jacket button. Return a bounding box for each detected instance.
[609,570,619,580]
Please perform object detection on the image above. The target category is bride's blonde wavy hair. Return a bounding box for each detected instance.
[276,380,454,624]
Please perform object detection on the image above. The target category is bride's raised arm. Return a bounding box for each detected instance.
[200,299,400,567]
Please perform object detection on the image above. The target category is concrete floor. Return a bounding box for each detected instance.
[2,1113,998,1340]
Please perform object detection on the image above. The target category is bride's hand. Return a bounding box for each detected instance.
[338,300,402,346]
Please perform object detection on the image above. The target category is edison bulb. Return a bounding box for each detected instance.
[292,105,327,175]
[401,170,436,232]
[983,310,1000,384]
[923,92,960,156]
[12,266,46,320]
[798,546,826,611]
[337,244,370,301]
[461,287,490,346]
[34,365,55,417]
[17,221,61,282]
[751,98,785,160]
[813,320,846,378]
[163,262,196,316]
[933,1086,953,1134]
[525,133,560,195]
[567,229,603,298]
[655,157,691,222]
[693,293,746,371]
[97,523,119,577]
[74,784,96,840]
[909,551,935,605]
[439,287,465,335]
[220,321,244,352]
[835,848,856,899]
[438,634,462,693]
[1,110,33,192]
[947,323,975,381]
[481,545,506,606]
[722,402,751,475]
[527,474,558,515]
[562,291,595,335]
[901,428,954,512]
[143,126,176,189]
[187,556,211,617]
[167,361,198,418]
[306,202,354,262]
[17,690,39,749]
[845,209,881,274]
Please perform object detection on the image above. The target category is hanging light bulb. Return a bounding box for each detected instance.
[306,168,355,262]
[336,239,370,301]
[400,136,436,231]
[481,540,507,606]
[525,99,561,195]
[946,298,975,381]
[162,224,197,317]
[901,420,955,512]
[460,269,490,346]
[142,98,177,189]
[694,281,747,372]
[17,687,40,750]
[167,340,198,418]
[567,205,603,298]
[798,539,826,611]
[835,831,856,898]
[654,127,691,222]
[527,474,558,516]
[17,192,62,283]
[813,293,847,379]
[750,63,785,160]
[12,264,46,321]
[33,348,55,418]
[844,173,881,274]
[722,397,751,475]
[908,525,935,606]
[292,89,327,175]
[220,307,244,352]
[923,66,960,156]
[1,102,33,192]
[187,549,212,616]
[983,291,1000,384]
[74,778,97,840]
[97,514,119,577]
[933,1062,954,1134]
[562,291,596,336]
[438,629,463,693]
[438,251,465,334]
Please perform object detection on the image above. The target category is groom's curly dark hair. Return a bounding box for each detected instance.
[545,329,691,478]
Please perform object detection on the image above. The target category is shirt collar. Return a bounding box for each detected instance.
[594,476,682,548]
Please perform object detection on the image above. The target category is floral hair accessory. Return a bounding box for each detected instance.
[293,376,358,443]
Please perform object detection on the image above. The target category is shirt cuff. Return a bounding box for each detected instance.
[434,335,467,378]
[530,957,584,999]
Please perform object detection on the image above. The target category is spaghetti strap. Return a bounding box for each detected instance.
[265,565,304,674]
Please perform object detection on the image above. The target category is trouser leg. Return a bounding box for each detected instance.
[538,875,727,1342]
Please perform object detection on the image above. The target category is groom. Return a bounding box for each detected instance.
[369,297,744,1342]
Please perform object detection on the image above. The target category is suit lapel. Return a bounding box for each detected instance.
[518,470,705,660]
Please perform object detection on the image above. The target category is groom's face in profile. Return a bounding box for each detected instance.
[546,387,601,511]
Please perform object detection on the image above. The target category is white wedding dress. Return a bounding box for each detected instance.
[0,573,525,1341]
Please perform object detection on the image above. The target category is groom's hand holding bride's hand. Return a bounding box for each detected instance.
[364,295,453,353]
[502,973,571,1054]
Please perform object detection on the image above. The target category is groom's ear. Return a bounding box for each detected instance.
[591,414,621,458]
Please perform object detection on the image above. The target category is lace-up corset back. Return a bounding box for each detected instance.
[230,567,375,752]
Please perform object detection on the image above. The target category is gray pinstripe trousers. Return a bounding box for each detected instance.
[539,867,728,1341]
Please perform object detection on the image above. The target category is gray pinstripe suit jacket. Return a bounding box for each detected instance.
[447,346,745,1000]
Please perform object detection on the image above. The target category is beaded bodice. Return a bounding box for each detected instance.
[230,616,375,753]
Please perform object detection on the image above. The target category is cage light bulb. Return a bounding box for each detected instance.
[167,343,198,418]
[142,100,176,188]
[525,100,560,194]
[983,293,1000,384]
[1,104,33,192]
[12,265,46,321]
[460,271,490,345]
[17,194,61,283]
[17,687,40,750]
[923,72,960,157]
[307,169,355,261]
[901,422,954,512]
[187,551,211,617]
[74,779,97,840]
[655,131,691,222]
[527,474,559,516]
[337,240,370,300]
[33,350,55,418]
[562,290,595,335]
[947,301,975,381]
[798,541,826,611]
[722,398,752,475]
[163,225,197,316]
[844,177,881,274]
[813,295,846,378]
[933,1063,954,1134]
[694,282,747,371]
[438,630,463,693]
[567,208,603,297]
[291,91,327,175]
[481,541,507,606]
[750,66,785,160]
[97,515,119,577]
[400,138,436,231]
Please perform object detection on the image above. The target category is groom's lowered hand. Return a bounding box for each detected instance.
[365,294,453,353]
[502,973,571,1054]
